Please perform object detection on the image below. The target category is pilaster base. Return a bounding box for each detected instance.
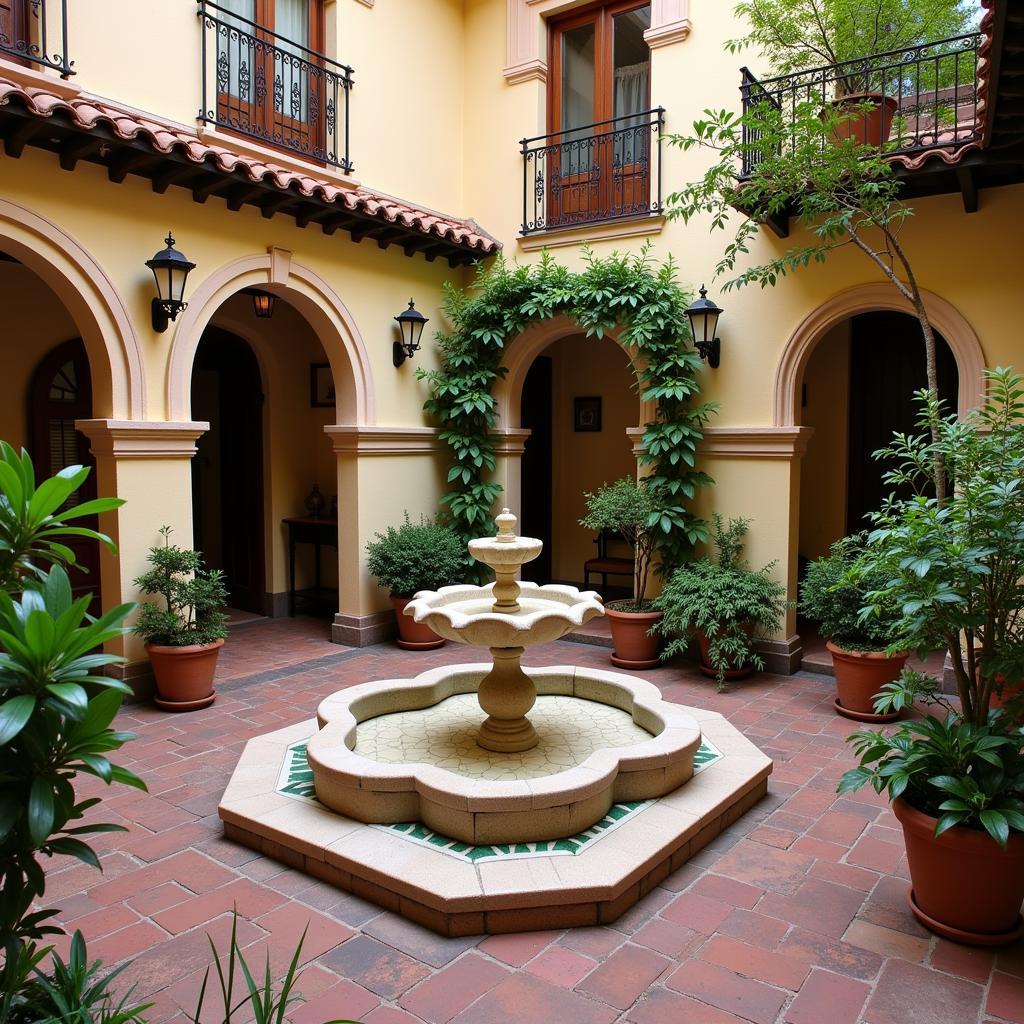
[331,610,395,647]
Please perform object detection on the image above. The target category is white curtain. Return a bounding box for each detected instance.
[614,62,649,164]
[274,0,311,121]
[218,0,256,102]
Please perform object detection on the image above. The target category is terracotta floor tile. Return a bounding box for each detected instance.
[449,972,618,1024]
[575,943,670,1010]
[784,969,870,1024]
[399,954,509,1024]
[667,960,788,1024]
[864,959,984,1024]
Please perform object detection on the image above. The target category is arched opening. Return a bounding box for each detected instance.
[518,332,640,594]
[191,289,342,622]
[0,254,104,605]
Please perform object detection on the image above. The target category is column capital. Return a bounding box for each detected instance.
[75,420,209,459]
[491,428,532,456]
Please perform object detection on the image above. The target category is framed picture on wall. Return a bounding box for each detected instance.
[574,396,602,432]
[310,363,334,407]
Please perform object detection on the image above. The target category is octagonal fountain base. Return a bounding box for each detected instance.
[218,665,772,936]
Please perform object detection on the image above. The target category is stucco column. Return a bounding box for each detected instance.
[491,428,532,521]
[325,425,443,647]
[75,419,209,682]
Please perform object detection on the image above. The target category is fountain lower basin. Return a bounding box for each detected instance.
[307,664,701,846]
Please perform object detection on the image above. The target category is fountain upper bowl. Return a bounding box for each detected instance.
[404,581,604,647]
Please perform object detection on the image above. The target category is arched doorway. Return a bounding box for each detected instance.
[518,332,639,592]
[191,328,266,615]
[29,337,100,607]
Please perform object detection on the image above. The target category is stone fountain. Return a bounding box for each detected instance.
[218,511,773,935]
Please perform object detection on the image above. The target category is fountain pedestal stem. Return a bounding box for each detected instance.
[476,646,539,752]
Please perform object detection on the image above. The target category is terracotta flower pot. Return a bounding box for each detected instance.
[146,639,224,712]
[893,797,1024,945]
[606,606,662,670]
[826,92,899,147]
[391,595,445,651]
[990,673,1024,711]
[828,641,908,721]
[697,622,755,682]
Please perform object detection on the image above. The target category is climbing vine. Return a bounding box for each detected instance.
[419,246,718,574]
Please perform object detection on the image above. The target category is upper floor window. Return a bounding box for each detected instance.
[520,1,659,233]
[200,0,354,171]
[0,0,74,77]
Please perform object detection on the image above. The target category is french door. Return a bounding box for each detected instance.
[547,1,652,228]
[216,0,327,161]
[0,0,29,63]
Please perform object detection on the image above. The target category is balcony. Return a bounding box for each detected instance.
[0,0,73,78]
[738,33,983,180]
[198,0,353,173]
[520,108,664,235]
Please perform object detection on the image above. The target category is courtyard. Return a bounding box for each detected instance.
[42,618,1024,1024]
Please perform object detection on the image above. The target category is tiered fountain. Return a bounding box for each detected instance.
[219,511,772,934]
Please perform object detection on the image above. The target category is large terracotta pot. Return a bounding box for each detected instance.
[147,639,224,712]
[606,606,662,670]
[828,641,908,720]
[893,797,1024,945]
[391,595,445,651]
[826,92,899,147]
[697,622,756,681]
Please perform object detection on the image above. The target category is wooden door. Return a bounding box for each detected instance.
[547,2,651,228]
[216,0,326,160]
[0,0,29,62]
[192,329,266,614]
[29,339,100,609]
[847,312,959,531]
[520,356,553,584]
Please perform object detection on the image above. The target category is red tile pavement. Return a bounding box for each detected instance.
[38,617,1024,1023]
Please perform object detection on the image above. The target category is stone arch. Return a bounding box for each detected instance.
[497,314,655,429]
[0,198,144,419]
[774,282,986,427]
[167,251,375,425]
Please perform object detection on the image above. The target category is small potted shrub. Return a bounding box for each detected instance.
[133,527,228,711]
[580,478,663,669]
[366,514,467,650]
[840,369,1024,945]
[801,534,907,721]
[654,516,787,689]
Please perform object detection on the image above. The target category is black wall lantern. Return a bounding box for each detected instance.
[685,285,723,369]
[146,232,195,333]
[393,299,428,368]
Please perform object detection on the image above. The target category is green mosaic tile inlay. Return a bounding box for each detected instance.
[275,735,723,863]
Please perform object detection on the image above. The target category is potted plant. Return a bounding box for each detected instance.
[133,526,228,711]
[728,0,978,146]
[580,478,663,669]
[840,368,1024,945]
[653,515,788,688]
[801,534,907,721]
[365,514,467,650]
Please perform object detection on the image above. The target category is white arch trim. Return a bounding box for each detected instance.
[775,283,986,427]
[167,252,375,424]
[0,198,144,419]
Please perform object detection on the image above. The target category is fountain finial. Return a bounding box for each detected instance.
[495,508,517,543]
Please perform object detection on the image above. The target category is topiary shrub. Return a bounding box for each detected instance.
[365,514,468,598]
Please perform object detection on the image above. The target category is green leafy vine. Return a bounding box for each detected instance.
[418,245,718,573]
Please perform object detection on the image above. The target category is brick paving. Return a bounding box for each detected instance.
[44,617,1024,1023]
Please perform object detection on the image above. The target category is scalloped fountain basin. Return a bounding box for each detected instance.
[307,664,702,846]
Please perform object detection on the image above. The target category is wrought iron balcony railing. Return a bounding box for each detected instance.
[520,108,664,235]
[0,0,73,77]
[198,0,353,172]
[739,33,983,177]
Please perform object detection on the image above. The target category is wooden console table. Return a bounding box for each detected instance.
[282,516,338,617]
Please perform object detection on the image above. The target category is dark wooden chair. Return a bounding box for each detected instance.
[583,530,634,593]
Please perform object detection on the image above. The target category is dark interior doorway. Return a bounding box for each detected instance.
[30,338,100,610]
[520,355,552,583]
[191,328,266,614]
[846,311,959,531]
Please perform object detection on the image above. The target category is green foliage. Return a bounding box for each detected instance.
[654,515,788,687]
[132,527,228,647]
[580,478,663,610]
[20,930,152,1023]
[189,912,355,1024]
[799,533,899,651]
[0,442,123,592]
[0,451,145,1022]
[418,247,717,574]
[365,514,468,597]
[839,712,1024,848]
[727,0,978,83]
